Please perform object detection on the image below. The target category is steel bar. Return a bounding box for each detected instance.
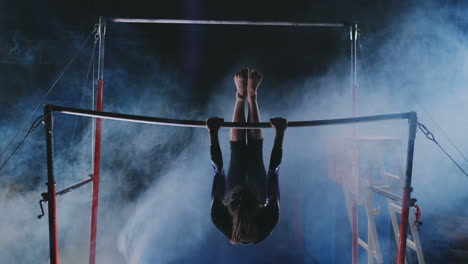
[56,177,93,197]
[44,105,59,264]
[112,18,348,27]
[397,112,418,264]
[48,105,414,128]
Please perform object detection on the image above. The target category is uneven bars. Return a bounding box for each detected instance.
[112,18,348,27]
[48,105,414,128]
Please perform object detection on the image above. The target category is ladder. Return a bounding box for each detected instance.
[328,136,425,264]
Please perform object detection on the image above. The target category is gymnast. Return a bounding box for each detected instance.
[207,68,287,244]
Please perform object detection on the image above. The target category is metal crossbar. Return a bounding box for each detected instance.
[112,18,349,27]
[49,105,414,128]
[43,103,418,264]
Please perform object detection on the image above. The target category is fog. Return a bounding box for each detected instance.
[1,2,468,264]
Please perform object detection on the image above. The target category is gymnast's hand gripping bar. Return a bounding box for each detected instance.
[47,104,416,128]
[112,18,349,27]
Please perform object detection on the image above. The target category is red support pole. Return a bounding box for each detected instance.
[351,193,359,264]
[89,80,103,264]
[48,182,59,264]
[352,84,357,118]
[397,187,411,264]
[351,83,358,264]
[397,113,417,264]
[351,73,358,264]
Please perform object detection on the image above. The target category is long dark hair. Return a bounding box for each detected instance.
[224,185,260,244]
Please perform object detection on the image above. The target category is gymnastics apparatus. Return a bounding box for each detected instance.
[38,17,423,264]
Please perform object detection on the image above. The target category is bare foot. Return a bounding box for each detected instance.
[247,69,262,97]
[234,68,248,100]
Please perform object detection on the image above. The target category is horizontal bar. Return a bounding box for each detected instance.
[383,171,400,180]
[406,239,417,251]
[48,105,415,128]
[389,202,402,212]
[369,186,402,201]
[112,18,348,27]
[56,176,93,197]
[358,238,369,251]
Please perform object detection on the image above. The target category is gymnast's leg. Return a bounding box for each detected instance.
[230,68,248,142]
[227,69,249,189]
[247,69,263,140]
[246,69,267,201]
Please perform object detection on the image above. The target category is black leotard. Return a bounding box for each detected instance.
[210,140,282,243]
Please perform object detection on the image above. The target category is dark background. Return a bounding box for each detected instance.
[0,0,408,99]
[1,1,468,263]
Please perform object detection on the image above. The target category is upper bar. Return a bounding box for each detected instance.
[48,105,414,128]
[112,18,348,27]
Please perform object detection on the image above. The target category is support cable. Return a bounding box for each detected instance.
[416,104,468,165]
[0,29,97,164]
[66,38,98,160]
[417,122,468,177]
[0,115,45,172]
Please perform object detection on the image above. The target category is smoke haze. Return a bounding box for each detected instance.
[1,2,468,263]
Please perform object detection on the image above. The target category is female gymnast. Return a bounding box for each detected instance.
[207,68,287,244]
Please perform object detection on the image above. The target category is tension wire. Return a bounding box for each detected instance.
[417,122,468,177]
[0,28,97,164]
[0,115,45,173]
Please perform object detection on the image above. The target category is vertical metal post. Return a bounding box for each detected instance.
[45,105,59,264]
[350,193,359,264]
[397,112,417,264]
[350,23,359,264]
[351,23,358,117]
[89,17,106,264]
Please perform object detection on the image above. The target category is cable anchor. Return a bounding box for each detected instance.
[417,122,436,143]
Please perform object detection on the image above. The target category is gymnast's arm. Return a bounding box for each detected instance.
[207,117,224,180]
[210,140,224,199]
[255,118,288,240]
[210,168,232,239]
[258,158,282,241]
[207,117,232,237]
[268,117,287,177]
[268,117,287,201]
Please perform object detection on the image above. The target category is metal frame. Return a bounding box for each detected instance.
[43,103,418,264]
[42,17,416,264]
[51,105,413,128]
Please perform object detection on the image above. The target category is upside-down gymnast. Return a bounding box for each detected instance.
[207,68,287,244]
